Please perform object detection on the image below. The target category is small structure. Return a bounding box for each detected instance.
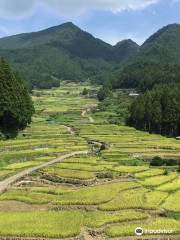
[176,136,180,140]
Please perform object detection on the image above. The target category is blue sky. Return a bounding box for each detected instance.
[0,0,179,45]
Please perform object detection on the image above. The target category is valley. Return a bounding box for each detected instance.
[0,82,179,239]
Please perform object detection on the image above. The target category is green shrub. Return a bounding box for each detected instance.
[150,157,164,166]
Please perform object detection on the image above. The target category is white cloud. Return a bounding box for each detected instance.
[0,0,160,18]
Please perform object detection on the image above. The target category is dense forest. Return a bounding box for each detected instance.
[0,58,34,138]
[111,62,180,91]
[110,24,180,91]
[128,84,180,137]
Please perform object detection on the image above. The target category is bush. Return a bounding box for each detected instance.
[100,143,106,151]
[150,157,164,166]
[82,88,88,95]
[150,157,178,166]
[164,159,178,166]
[163,169,169,175]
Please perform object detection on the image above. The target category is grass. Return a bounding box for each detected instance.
[105,217,180,237]
[0,211,83,238]
[84,210,148,228]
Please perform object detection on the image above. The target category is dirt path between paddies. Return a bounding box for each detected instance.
[64,125,76,135]
[81,107,95,123]
[0,150,88,194]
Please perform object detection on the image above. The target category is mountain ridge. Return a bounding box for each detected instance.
[0,22,137,49]
[110,23,180,90]
[0,22,139,89]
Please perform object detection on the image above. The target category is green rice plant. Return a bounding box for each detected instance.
[156,177,180,192]
[162,190,180,212]
[113,165,149,173]
[99,188,147,210]
[0,211,83,238]
[135,168,165,179]
[63,156,98,164]
[4,161,41,170]
[144,191,168,209]
[55,182,139,205]
[100,189,167,211]
[43,168,95,180]
[105,217,180,237]
[34,156,56,161]
[0,189,58,204]
[31,186,75,195]
[140,173,178,187]
[56,163,111,172]
[84,210,148,228]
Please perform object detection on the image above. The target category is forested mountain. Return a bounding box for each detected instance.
[113,39,139,62]
[111,24,180,90]
[0,22,139,89]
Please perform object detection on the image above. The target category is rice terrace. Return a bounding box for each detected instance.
[0,1,180,240]
[0,82,179,240]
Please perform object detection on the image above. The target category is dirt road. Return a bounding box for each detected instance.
[0,150,88,194]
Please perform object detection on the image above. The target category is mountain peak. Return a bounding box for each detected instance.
[114,39,139,48]
[143,23,180,46]
[60,22,77,28]
[53,22,80,31]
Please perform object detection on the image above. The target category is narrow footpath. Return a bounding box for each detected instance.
[0,150,88,194]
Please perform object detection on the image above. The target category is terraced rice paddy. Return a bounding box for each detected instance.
[105,217,180,237]
[0,82,179,239]
[0,211,83,238]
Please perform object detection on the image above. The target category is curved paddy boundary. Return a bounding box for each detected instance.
[0,150,88,194]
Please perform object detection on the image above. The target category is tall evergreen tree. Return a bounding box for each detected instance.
[0,58,34,138]
[128,84,180,137]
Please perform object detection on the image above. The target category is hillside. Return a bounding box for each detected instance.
[0,22,139,89]
[111,23,180,90]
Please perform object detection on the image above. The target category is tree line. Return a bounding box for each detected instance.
[128,84,180,137]
[111,61,180,91]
